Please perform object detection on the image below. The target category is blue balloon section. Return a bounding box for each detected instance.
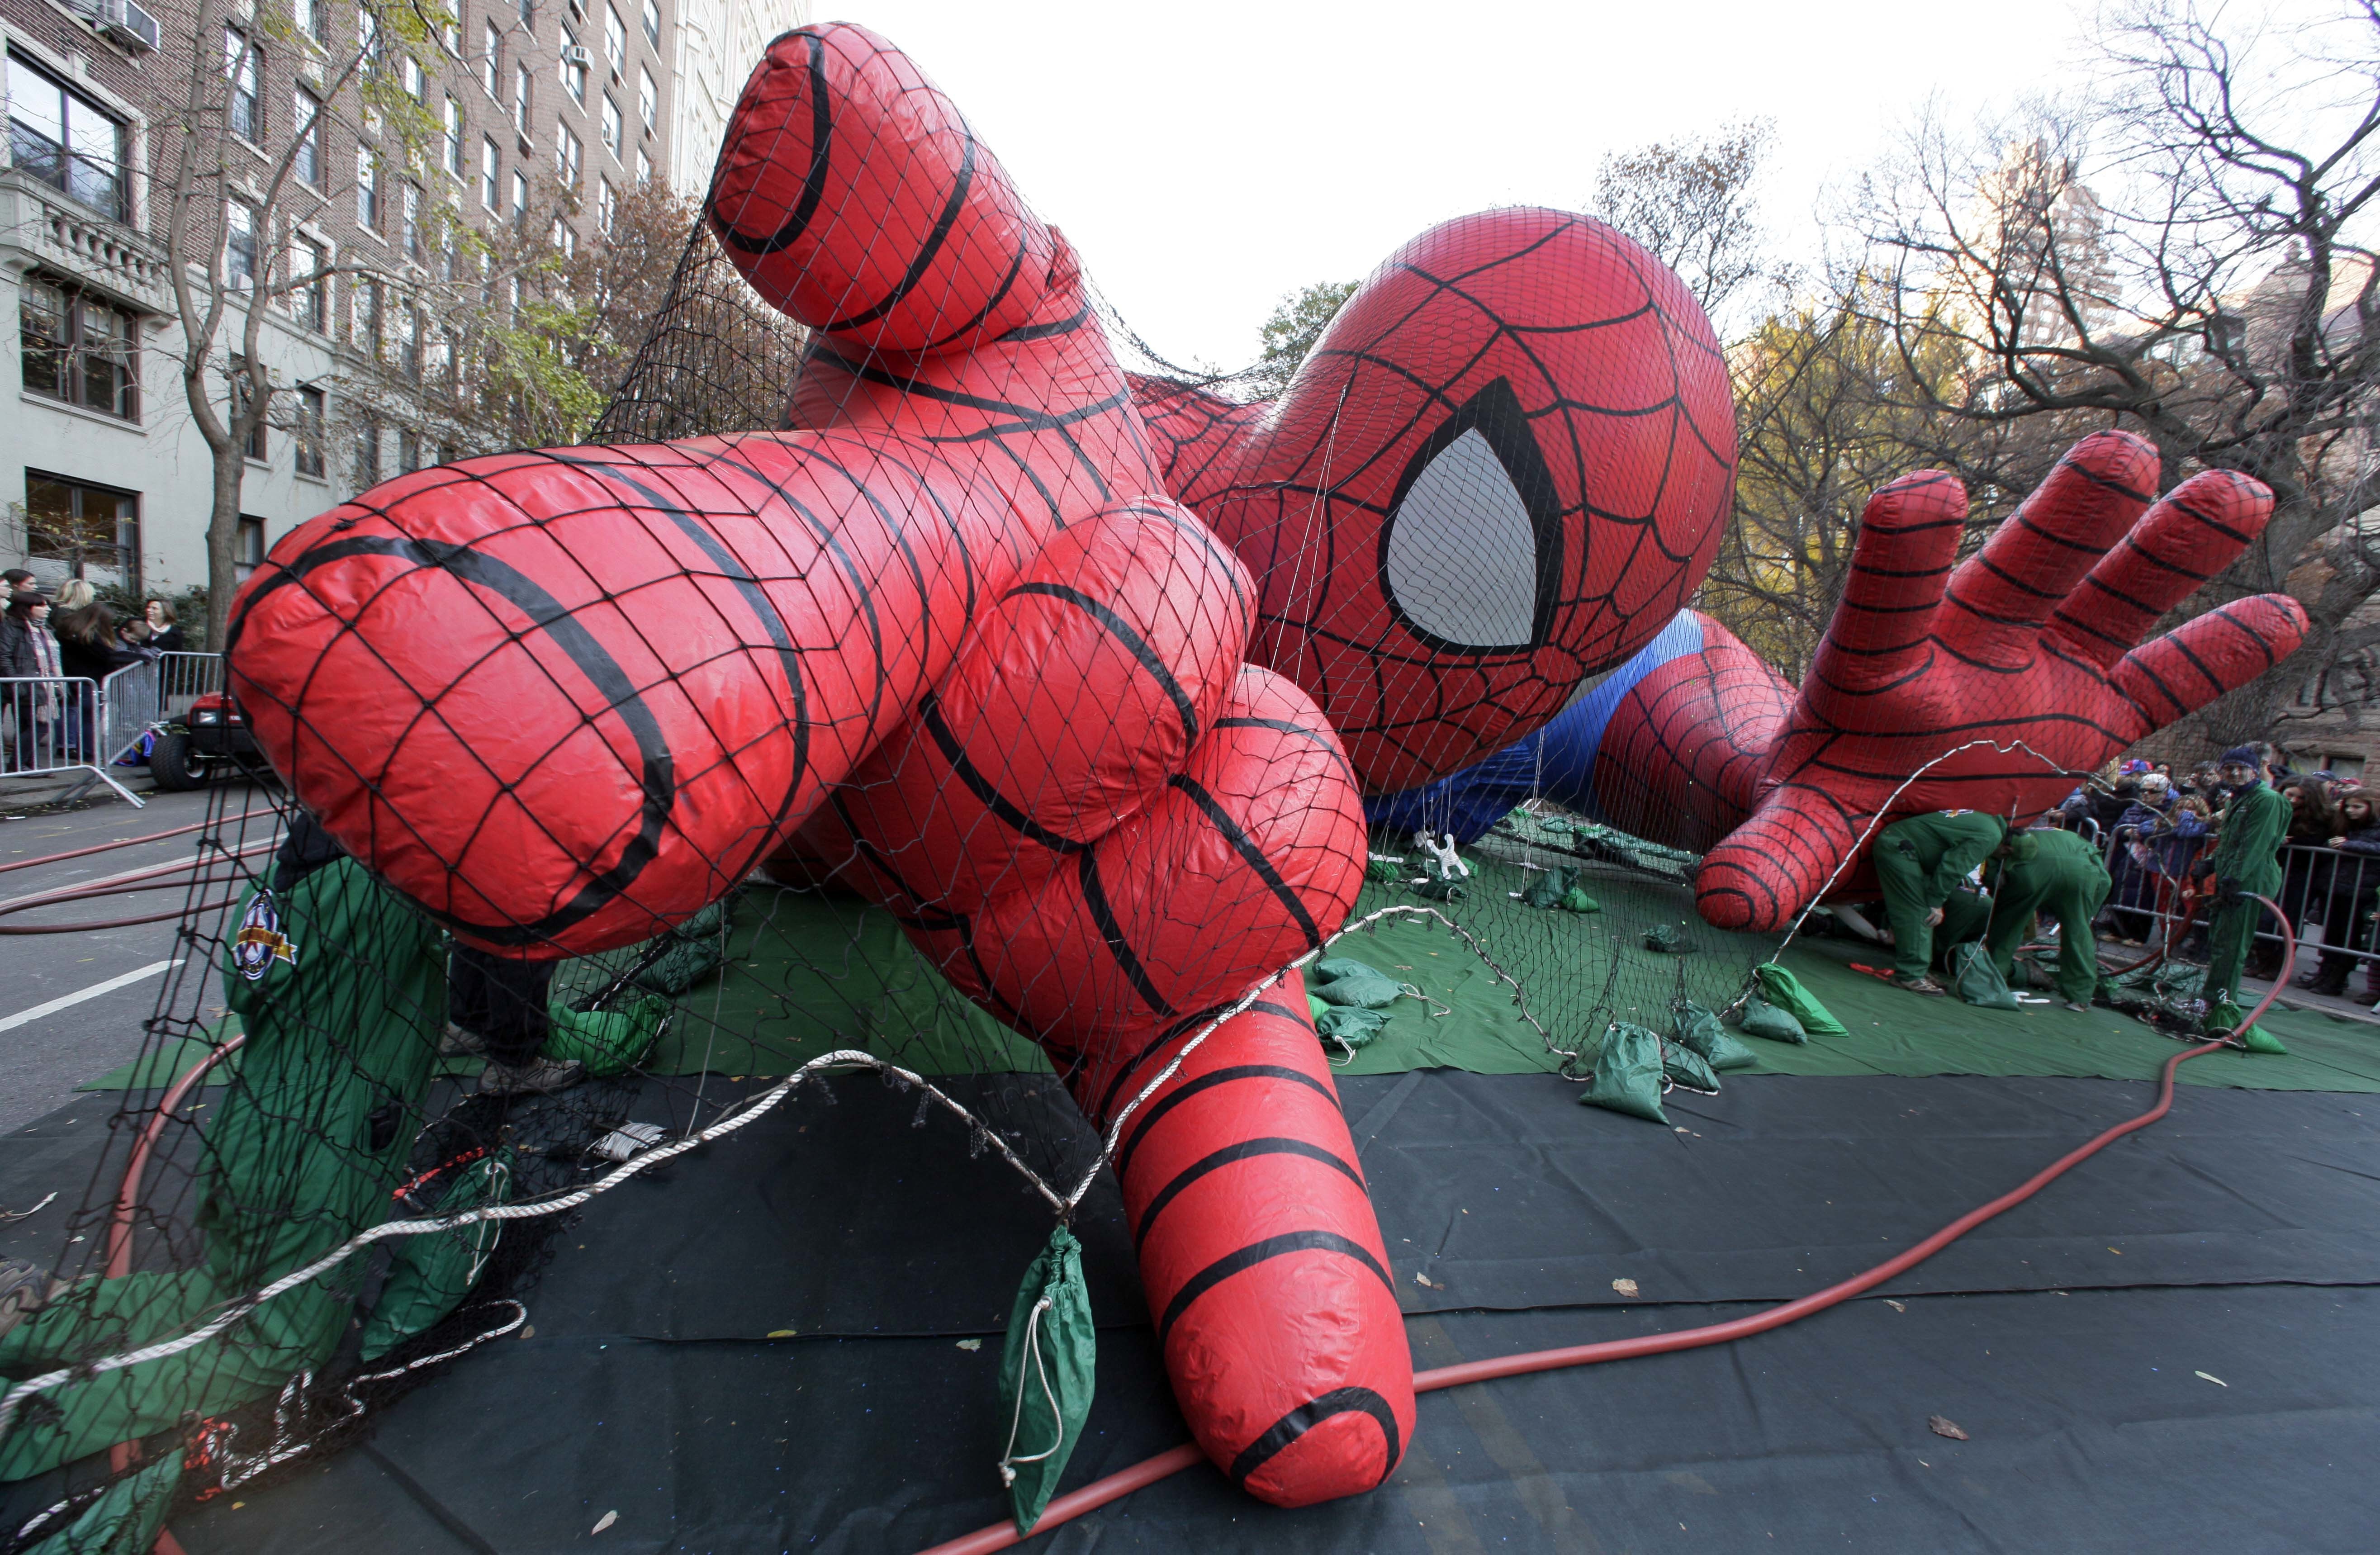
[1364,610,1709,844]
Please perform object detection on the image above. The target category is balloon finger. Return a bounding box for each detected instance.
[2048,469,2273,668]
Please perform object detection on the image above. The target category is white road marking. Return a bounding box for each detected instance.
[0,959,185,1034]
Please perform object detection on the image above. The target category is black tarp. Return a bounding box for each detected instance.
[1,1068,2374,1552]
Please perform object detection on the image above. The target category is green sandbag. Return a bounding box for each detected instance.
[1947,942,2020,1010]
[998,1225,1096,1536]
[1522,867,1575,909]
[2208,996,2288,1054]
[1753,963,1847,1035]
[360,1147,516,1361]
[1409,878,1465,902]
[597,897,730,997]
[1674,1003,1757,1070]
[1307,992,1331,1023]
[1737,995,1808,1044]
[1365,857,1405,882]
[1560,886,1601,913]
[20,1447,179,1555]
[542,996,667,1076]
[1579,1022,1669,1124]
[1662,1041,1721,1092]
[1309,958,1405,1010]
[1643,922,1690,954]
[1316,1006,1390,1047]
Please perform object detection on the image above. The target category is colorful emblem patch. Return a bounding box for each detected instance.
[232,892,298,981]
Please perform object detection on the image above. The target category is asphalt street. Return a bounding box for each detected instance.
[0,782,280,1134]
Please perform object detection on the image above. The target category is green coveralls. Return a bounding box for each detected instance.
[0,858,446,1481]
[1873,812,2008,981]
[1985,829,2112,1004]
[2203,782,2290,1008]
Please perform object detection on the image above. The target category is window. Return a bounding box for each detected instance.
[24,474,138,588]
[358,6,380,77]
[294,387,327,478]
[442,95,464,176]
[8,56,128,221]
[564,43,588,107]
[556,125,582,190]
[514,63,531,134]
[597,176,616,232]
[480,136,501,209]
[294,88,323,185]
[397,427,422,474]
[224,201,258,290]
[356,147,380,230]
[402,184,423,262]
[398,301,422,378]
[601,95,621,156]
[439,326,460,392]
[236,517,267,582]
[294,0,323,44]
[225,30,262,142]
[519,0,535,24]
[402,53,426,103]
[605,6,626,71]
[635,146,649,185]
[228,360,266,460]
[20,278,137,420]
[286,238,327,332]
[641,0,659,47]
[511,169,528,225]
[351,275,383,356]
[637,67,655,131]
[483,21,503,97]
[353,413,381,487]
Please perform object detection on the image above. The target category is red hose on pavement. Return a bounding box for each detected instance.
[919,911,2295,1555]
[0,808,273,878]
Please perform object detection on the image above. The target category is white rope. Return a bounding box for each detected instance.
[995,1294,1062,1486]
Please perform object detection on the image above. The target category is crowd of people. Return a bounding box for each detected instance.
[0,567,188,771]
[2054,742,2380,999]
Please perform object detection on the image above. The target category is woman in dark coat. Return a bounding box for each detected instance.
[2299,792,2380,996]
[48,602,136,760]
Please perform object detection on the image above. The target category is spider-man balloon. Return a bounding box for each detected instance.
[225,21,2304,1512]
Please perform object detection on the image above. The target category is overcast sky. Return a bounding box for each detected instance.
[829,2,2339,367]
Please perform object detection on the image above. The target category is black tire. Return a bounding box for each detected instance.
[148,731,208,792]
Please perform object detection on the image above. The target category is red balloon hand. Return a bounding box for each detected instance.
[1693,430,2308,932]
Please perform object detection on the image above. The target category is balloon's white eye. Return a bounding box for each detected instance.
[1377,379,1563,655]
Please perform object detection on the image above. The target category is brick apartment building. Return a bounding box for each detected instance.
[0,0,801,602]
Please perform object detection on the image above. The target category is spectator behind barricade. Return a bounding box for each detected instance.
[2297,791,2380,997]
[4,593,62,771]
[48,600,135,762]
[143,599,185,654]
[2267,777,2343,978]
[113,616,158,661]
[49,579,94,613]
[1,569,34,597]
[2085,773,2138,838]
[2105,772,2177,945]
[2055,786,2091,831]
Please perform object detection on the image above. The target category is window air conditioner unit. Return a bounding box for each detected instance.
[96,0,161,52]
[561,44,593,68]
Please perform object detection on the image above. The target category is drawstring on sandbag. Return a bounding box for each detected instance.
[997,1295,1062,1489]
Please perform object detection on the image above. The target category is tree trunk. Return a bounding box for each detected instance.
[204,450,244,654]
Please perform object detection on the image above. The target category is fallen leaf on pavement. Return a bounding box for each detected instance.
[2196,1371,2227,1387]
[1928,1416,1970,1441]
[1884,1299,1906,1312]
[593,1511,618,1534]
[1415,1271,1441,1289]
[956,1338,981,1351]
[1612,1278,1640,1297]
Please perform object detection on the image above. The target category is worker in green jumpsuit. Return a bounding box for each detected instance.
[1984,827,2112,1010]
[2200,745,2291,1020]
[0,813,448,1480]
[1871,811,2011,994]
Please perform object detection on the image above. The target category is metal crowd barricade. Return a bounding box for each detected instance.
[2090,817,2380,1005]
[98,659,159,769]
[155,650,224,722]
[0,674,139,805]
